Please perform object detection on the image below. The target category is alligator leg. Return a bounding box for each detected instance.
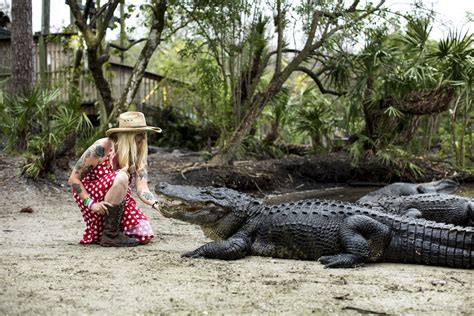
[319,215,391,268]
[182,236,251,260]
[402,208,423,218]
[404,202,473,226]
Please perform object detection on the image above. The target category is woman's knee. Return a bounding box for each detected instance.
[113,171,129,188]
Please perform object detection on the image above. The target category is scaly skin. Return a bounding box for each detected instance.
[357,179,459,204]
[155,182,473,269]
[360,193,474,226]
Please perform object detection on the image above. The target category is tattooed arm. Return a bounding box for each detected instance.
[68,138,110,202]
[136,163,162,211]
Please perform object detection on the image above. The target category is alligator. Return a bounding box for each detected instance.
[155,182,473,269]
[357,179,459,204]
[360,193,474,226]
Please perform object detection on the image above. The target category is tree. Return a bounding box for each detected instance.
[205,0,386,164]
[66,0,168,125]
[10,0,34,95]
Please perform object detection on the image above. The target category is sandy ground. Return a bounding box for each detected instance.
[1,153,473,315]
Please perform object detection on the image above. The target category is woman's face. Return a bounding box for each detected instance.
[134,133,146,145]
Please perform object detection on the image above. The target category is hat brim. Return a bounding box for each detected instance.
[106,126,162,137]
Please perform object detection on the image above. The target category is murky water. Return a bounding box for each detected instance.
[265,183,474,204]
[455,183,474,197]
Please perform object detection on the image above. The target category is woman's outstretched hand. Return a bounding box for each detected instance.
[90,201,113,215]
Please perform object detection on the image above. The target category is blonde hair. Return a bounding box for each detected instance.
[114,132,148,172]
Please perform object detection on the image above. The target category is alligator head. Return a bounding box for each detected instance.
[358,178,459,204]
[415,179,459,194]
[155,182,262,240]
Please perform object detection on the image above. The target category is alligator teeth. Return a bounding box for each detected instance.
[171,200,183,206]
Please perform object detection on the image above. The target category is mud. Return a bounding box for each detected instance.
[0,152,473,314]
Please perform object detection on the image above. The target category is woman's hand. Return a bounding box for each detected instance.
[152,200,163,211]
[90,201,113,215]
[152,199,170,218]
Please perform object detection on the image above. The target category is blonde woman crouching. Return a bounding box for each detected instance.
[68,112,162,247]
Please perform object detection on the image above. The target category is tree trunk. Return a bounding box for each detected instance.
[10,0,34,94]
[87,45,114,115]
[210,80,282,164]
[114,0,167,117]
[362,76,375,139]
[38,0,50,87]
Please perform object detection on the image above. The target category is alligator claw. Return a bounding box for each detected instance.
[181,250,203,258]
[319,254,365,268]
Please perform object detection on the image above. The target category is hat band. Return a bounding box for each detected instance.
[120,125,147,128]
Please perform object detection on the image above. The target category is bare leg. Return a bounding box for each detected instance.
[104,171,129,204]
[100,171,138,247]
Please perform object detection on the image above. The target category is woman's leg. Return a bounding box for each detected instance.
[101,171,138,247]
[104,171,129,204]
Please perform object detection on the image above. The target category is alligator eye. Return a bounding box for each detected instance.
[211,192,225,199]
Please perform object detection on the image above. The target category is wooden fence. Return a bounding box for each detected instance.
[0,33,165,107]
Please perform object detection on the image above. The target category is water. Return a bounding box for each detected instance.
[456,183,474,197]
[265,183,474,204]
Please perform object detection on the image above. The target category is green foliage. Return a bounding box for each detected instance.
[433,30,474,82]
[292,87,340,151]
[0,88,93,179]
[349,136,423,179]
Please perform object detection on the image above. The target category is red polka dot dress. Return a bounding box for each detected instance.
[72,152,154,244]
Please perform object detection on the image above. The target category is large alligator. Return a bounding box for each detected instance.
[357,179,459,204]
[360,193,474,226]
[155,182,473,269]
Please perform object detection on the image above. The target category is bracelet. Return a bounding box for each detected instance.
[83,196,95,209]
[87,199,96,209]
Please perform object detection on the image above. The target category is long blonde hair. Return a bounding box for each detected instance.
[113,132,148,172]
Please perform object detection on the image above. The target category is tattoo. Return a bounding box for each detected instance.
[72,183,82,194]
[73,155,85,171]
[79,165,94,179]
[73,146,94,172]
[94,145,105,158]
[140,190,155,202]
[73,142,106,180]
[138,169,148,181]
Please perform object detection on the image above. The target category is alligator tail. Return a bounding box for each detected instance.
[384,218,473,269]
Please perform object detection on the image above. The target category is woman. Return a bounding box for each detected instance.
[68,111,162,247]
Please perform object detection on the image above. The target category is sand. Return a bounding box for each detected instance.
[1,154,472,314]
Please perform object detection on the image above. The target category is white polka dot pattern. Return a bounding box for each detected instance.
[72,151,154,244]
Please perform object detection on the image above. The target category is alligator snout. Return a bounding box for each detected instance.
[467,201,474,220]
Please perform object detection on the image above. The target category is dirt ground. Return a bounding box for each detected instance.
[1,151,473,315]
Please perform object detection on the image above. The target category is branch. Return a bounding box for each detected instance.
[109,38,147,52]
[275,0,284,75]
[96,0,120,43]
[305,11,322,48]
[176,3,225,72]
[113,0,168,118]
[89,2,110,26]
[310,0,386,51]
[84,0,94,21]
[316,0,362,19]
[66,0,89,34]
[262,48,301,68]
[295,66,346,96]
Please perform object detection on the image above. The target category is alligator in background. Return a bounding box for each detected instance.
[360,193,474,226]
[356,179,459,204]
[155,182,473,269]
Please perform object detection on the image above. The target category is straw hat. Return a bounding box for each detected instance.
[106,111,162,136]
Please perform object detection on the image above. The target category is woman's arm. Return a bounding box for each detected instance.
[68,139,111,213]
[136,164,162,211]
